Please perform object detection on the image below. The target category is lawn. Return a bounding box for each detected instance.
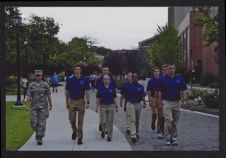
[6,101,33,151]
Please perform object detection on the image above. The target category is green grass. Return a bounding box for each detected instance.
[6,101,33,151]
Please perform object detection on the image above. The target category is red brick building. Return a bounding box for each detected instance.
[168,7,219,77]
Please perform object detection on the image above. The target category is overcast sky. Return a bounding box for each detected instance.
[19,7,168,50]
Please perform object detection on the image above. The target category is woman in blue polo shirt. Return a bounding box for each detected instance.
[124,73,146,143]
[96,74,118,142]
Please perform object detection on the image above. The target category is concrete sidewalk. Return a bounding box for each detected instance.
[18,85,132,151]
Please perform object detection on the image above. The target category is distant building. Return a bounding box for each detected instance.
[94,52,104,67]
[168,7,219,76]
[138,36,157,49]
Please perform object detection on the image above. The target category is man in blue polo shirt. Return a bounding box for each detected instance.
[95,65,116,90]
[95,65,116,132]
[147,67,161,134]
[158,64,188,146]
[124,73,146,143]
[96,74,118,142]
[120,72,133,135]
[65,64,91,145]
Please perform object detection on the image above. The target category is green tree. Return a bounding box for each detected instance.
[53,37,97,69]
[197,7,218,45]
[147,24,183,68]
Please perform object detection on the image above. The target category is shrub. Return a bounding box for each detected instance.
[202,93,220,109]
[200,72,216,86]
[6,76,17,86]
[115,79,127,91]
[189,89,208,99]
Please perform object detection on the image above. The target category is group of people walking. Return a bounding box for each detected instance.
[25,63,188,147]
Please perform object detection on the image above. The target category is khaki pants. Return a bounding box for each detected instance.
[162,100,181,140]
[150,97,164,133]
[127,102,142,139]
[68,99,85,139]
[126,109,130,131]
[100,104,114,138]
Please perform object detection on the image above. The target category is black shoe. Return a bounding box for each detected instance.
[37,140,42,145]
[126,129,131,135]
[107,137,111,142]
[131,137,137,143]
[37,137,42,145]
[151,122,155,131]
[136,135,139,139]
[99,123,102,132]
[56,90,58,92]
[72,132,76,140]
[77,139,83,145]
[101,132,105,138]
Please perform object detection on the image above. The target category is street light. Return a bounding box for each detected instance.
[189,44,193,92]
[13,8,23,107]
[24,38,28,78]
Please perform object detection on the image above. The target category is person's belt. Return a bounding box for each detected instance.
[101,103,114,106]
[70,97,84,101]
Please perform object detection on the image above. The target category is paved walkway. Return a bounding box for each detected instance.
[6,80,219,151]
[17,85,131,151]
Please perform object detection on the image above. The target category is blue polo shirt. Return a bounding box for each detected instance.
[158,75,187,101]
[147,77,160,97]
[123,82,146,103]
[121,82,132,99]
[65,75,91,99]
[96,76,116,90]
[96,85,117,105]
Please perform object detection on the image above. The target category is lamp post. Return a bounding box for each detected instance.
[24,39,28,78]
[189,44,193,92]
[13,8,23,107]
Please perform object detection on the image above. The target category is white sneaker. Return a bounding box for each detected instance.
[157,133,165,139]
[171,137,178,145]
[165,139,171,146]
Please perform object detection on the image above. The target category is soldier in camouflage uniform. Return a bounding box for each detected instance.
[25,70,53,145]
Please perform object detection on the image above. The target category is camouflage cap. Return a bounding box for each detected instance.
[35,70,43,75]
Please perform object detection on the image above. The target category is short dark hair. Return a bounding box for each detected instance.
[153,67,160,71]
[127,72,132,75]
[74,64,81,69]
[161,64,169,69]
[102,64,109,69]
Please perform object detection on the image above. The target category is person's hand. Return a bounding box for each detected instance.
[181,100,188,106]
[49,105,52,111]
[158,102,163,108]
[143,102,146,108]
[66,104,69,109]
[86,104,89,109]
[149,101,152,107]
[115,106,118,112]
[124,106,126,112]
[25,105,29,111]
[96,106,99,113]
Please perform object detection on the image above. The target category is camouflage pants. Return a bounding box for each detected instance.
[68,99,85,140]
[30,108,49,138]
